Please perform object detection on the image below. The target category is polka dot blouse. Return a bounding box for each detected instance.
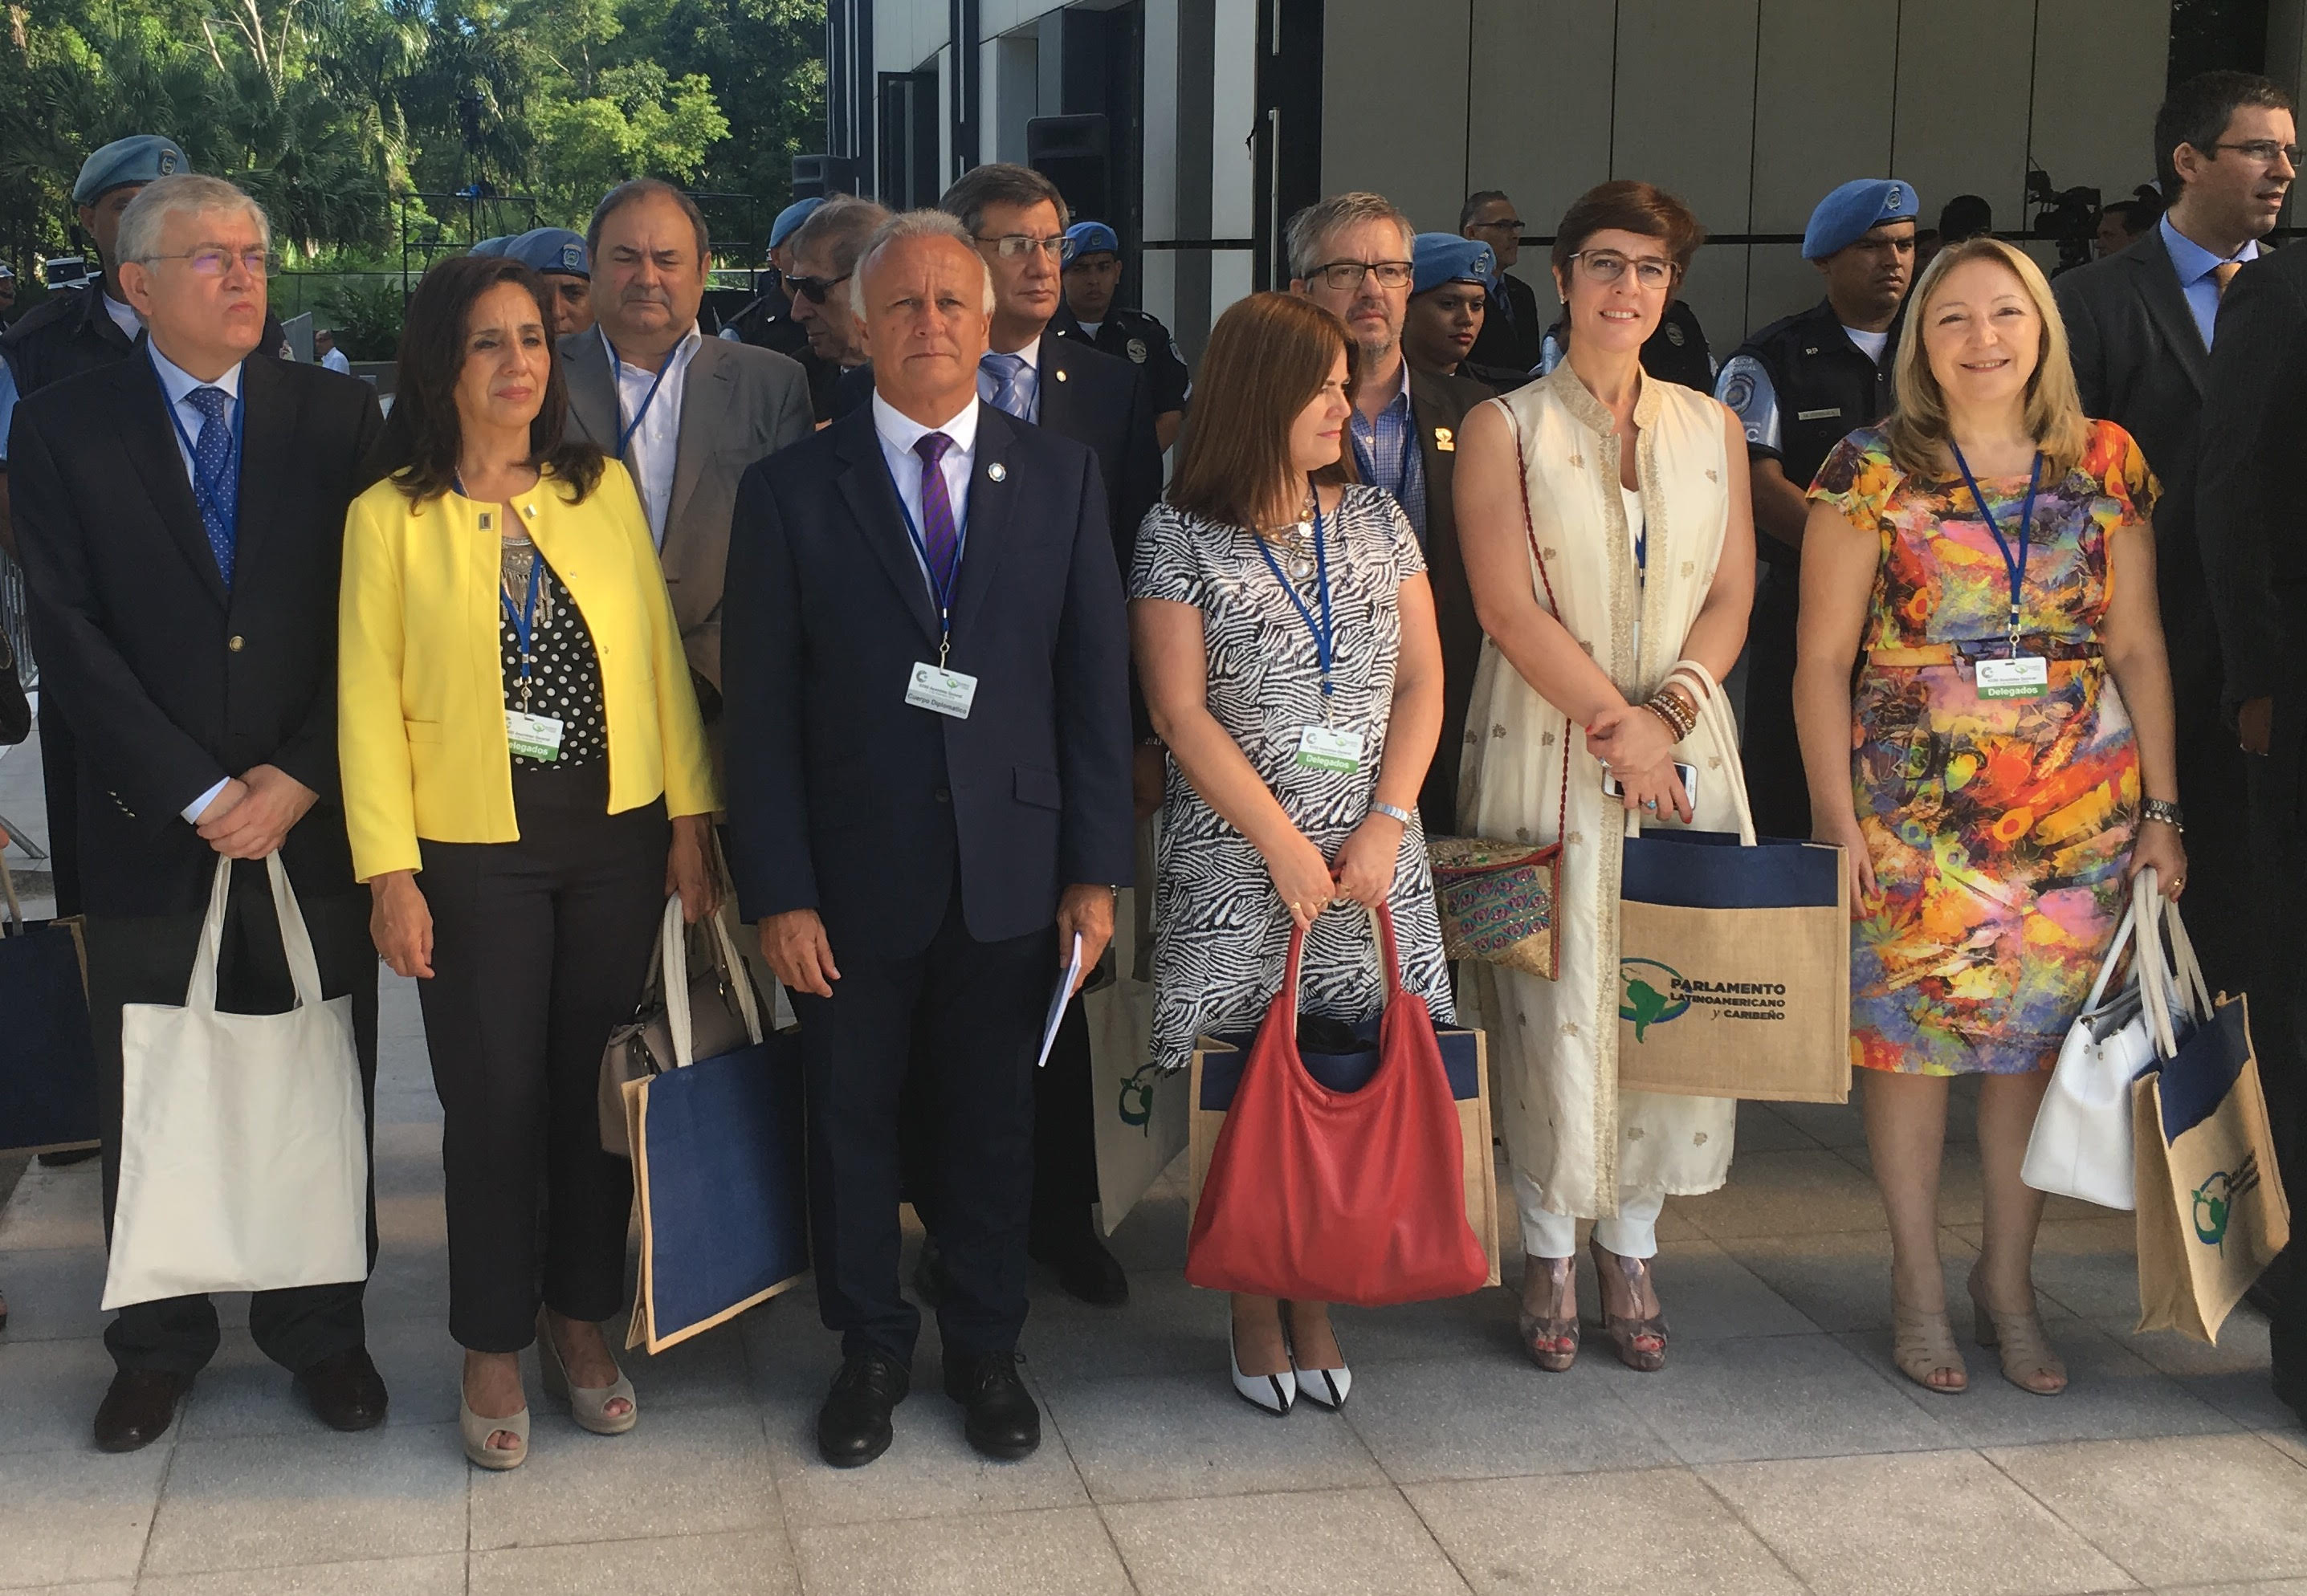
[499,537,607,769]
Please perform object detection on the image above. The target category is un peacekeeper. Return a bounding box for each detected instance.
[467,235,512,257]
[1402,231,1535,393]
[718,197,840,416]
[1050,220,1192,449]
[0,135,290,923]
[504,226,595,337]
[1715,176,1919,841]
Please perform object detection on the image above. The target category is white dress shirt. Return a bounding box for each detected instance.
[100,287,141,343]
[147,341,247,823]
[603,324,704,548]
[870,390,978,596]
[977,332,1043,422]
[320,346,353,374]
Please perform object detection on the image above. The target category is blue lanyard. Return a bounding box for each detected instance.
[887,454,972,665]
[606,336,676,460]
[499,556,544,688]
[1950,445,2043,651]
[153,354,245,540]
[1252,491,1336,700]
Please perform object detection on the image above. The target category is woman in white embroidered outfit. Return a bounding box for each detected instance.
[1454,181,1756,1372]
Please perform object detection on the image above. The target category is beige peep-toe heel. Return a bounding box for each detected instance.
[460,1390,530,1470]
[1968,1270,2067,1395]
[1890,1299,1968,1393]
[536,1309,639,1435]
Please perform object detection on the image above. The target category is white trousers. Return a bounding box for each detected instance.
[1516,1176,1665,1260]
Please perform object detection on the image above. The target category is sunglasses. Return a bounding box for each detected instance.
[788,271,852,304]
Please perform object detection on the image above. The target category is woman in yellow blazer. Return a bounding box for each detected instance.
[340,254,717,1472]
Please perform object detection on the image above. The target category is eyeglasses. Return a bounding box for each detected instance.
[2211,140,2304,168]
[143,248,282,279]
[787,271,851,304]
[1306,259,1414,291]
[1469,218,1524,234]
[1566,250,1677,289]
[976,233,1075,262]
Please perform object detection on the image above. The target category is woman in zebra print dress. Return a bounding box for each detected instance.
[1131,292,1449,1415]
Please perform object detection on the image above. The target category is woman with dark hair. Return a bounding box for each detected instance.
[1132,291,1448,1415]
[1455,181,1756,1374]
[338,254,718,1468]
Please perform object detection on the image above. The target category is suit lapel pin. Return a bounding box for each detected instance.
[1054,368,1068,382]
[988,462,1009,482]
[1434,426,1455,453]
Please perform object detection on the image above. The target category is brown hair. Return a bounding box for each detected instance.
[373,254,604,505]
[1167,292,1359,528]
[586,177,710,265]
[1549,180,1706,283]
[1881,237,2091,481]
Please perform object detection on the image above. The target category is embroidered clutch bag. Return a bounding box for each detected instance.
[1428,837,1561,979]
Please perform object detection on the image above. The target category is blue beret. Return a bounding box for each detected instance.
[1064,221,1121,260]
[507,227,589,277]
[769,197,823,250]
[468,236,512,259]
[1802,178,1921,260]
[1412,232,1497,295]
[73,135,185,205]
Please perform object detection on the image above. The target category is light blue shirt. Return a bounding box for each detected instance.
[1349,360,1426,543]
[976,336,1041,422]
[2159,213,2258,352]
[146,342,247,824]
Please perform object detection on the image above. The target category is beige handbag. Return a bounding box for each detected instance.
[597,894,764,1157]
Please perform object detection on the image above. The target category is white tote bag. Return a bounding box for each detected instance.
[1090,819,1186,1236]
[2022,868,2207,1211]
[102,854,369,1309]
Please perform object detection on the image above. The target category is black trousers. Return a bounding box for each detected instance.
[797,886,1048,1365]
[83,867,378,1376]
[1741,560,1810,841]
[36,696,82,915]
[416,764,667,1353]
[903,994,1098,1244]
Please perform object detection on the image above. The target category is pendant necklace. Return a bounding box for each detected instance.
[1267,487,1319,582]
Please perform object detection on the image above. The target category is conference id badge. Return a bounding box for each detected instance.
[906,661,979,719]
[1975,655,2049,701]
[1295,724,1364,773]
[505,709,565,761]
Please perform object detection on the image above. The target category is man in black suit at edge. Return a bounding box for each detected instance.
[2055,70,2297,1056]
[723,210,1133,1468]
[2195,114,2307,1423]
[837,163,1160,1306]
[9,173,388,1452]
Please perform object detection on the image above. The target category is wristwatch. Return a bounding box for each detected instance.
[2141,797,2184,832]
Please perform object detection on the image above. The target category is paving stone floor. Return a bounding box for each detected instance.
[4,971,2304,1595]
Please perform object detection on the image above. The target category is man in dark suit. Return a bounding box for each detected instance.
[2197,204,2307,1422]
[9,174,387,1452]
[723,210,1133,1468]
[2055,70,2297,1027]
[1461,189,1542,373]
[1289,191,1494,833]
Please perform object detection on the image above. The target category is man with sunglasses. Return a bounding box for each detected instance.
[789,195,891,373]
[1288,191,1492,833]
[1715,176,1918,841]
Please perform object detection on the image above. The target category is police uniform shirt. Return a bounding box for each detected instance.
[1050,304,1192,415]
[1714,296,1899,506]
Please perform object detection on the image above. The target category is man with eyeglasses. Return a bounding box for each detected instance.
[0,136,291,942]
[1715,176,1919,841]
[2058,72,2297,1133]
[9,173,390,1454]
[1288,190,1493,833]
[1460,189,1542,373]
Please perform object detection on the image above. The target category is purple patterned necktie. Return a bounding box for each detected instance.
[913,431,959,597]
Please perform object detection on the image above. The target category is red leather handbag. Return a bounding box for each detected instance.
[1184,903,1490,1306]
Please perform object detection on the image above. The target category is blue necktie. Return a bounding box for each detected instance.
[980,352,1031,420]
[185,385,237,589]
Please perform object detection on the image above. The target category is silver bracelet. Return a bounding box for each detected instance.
[1369,800,1415,826]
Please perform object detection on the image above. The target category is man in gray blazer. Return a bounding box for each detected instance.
[562,179,813,710]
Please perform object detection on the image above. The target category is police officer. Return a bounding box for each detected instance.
[1716,176,1920,840]
[504,226,594,337]
[0,136,287,921]
[1051,220,1192,449]
[1401,232,1531,392]
[467,235,513,257]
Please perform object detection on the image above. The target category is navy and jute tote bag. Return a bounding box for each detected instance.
[0,855,100,1155]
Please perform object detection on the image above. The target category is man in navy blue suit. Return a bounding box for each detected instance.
[722,210,1134,1469]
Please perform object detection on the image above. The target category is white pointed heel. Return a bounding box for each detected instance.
[1282,1305,1351,1408]
[1229,1325,1295,1415]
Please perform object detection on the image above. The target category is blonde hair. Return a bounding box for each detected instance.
[1881,237,2090,480]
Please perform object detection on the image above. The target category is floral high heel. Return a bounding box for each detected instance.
[1588,1237,1668,1372]
[1517,1256,1579,1372]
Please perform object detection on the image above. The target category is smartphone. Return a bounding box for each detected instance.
[1602,762,1700,808]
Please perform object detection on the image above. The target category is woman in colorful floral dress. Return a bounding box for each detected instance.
[1795,238,2186,1398]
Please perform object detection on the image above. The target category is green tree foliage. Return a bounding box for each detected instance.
[0,0,824,266]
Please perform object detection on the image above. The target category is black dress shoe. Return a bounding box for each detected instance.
[817,1349,909,1468]
[93,1368,190,1453]
[944,1349,1040,1460]
[296,1346,389,1432]
[1030,1224,1129,1306]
